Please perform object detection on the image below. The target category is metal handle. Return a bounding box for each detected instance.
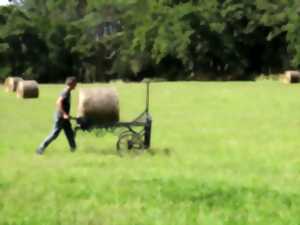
[70,116,77,121]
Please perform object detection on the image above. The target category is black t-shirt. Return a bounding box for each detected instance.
[57,89,71,118]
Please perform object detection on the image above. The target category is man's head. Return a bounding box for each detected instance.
[66,77,77,90]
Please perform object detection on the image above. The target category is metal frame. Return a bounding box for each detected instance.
[73,82,152,152]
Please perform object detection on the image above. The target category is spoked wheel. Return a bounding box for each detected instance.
[117,131,144,156]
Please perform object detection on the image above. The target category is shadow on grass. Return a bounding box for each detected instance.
[82,146,174,157]
[83,146,118,156]
[147,147,173,156]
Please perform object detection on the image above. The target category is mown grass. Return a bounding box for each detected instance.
[1,81,300,225]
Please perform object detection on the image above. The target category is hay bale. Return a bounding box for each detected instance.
[280,74,289,84]
[16,80,39,98]
[78,87,119,125]
[282,71,300,84]
[4,77,23,92]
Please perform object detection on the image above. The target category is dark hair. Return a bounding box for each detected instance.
[65,77,77,85]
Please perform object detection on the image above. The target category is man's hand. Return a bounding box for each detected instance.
[63,113,69,120]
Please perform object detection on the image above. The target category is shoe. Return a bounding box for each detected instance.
[36,148,43,155]
[70,147,76,152]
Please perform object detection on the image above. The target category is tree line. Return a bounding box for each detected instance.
[0,0,299,82]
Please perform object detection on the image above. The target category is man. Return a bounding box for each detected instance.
[36,77,77,155]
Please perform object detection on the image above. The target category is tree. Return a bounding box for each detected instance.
[0,0,297,82]
[286,0,300,68]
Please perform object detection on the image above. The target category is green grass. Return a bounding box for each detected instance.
[1,81,300,225]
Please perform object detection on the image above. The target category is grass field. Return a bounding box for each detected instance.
[1,81,300,225]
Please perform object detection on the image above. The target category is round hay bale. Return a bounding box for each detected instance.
[4,77,23,92]
[279,74,289,84]
[77,87,119,125]
[283,70,300,84]
[16,80,39,98]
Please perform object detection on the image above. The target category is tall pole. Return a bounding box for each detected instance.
[146,81,150,113]
[144,81,152,149]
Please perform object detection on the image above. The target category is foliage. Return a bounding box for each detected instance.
[0,0,298,81]
[286,0,300,67]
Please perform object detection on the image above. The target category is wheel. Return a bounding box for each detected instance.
[117,131,144,156]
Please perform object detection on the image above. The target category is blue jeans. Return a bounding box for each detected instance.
[37,116,76,153]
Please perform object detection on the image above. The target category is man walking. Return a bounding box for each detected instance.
[36,77,77,155]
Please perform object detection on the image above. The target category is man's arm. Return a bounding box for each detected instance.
[56,96,69,119]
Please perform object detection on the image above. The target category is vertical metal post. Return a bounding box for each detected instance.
[144,81,151,149]
[144,116,152,149]
[146,81,150,113]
